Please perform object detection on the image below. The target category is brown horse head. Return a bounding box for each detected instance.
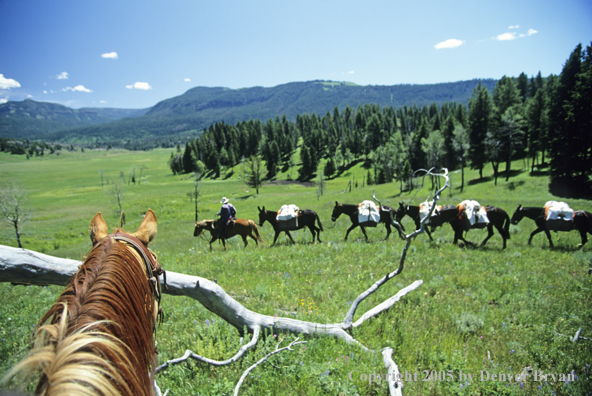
[6,210,161,396]
[194,219,215,237]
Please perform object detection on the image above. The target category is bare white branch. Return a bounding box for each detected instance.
[155,326,261,373]
[352,280,423,328]
[233,338,306,396]
[382,347,403,396]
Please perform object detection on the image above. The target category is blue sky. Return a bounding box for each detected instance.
[1,0,591,109]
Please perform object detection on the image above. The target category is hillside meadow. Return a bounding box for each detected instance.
[1,148,591,395]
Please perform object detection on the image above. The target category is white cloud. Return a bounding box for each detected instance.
[0,74,21,89]
[434,39,465,49]
[496,32,517,41]
[126,82,152,90]
[184,78,191,82]
[348,71,354,74]
[0,98,7,104]
[43,90,47,94]
[57,72,69,80]
[509,25,519,29]
[101,52,118,59]
[63,85,93,93]
[100,100,107,104]
[495,28,537,41]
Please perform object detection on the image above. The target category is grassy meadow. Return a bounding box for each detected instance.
[1,148,591,395]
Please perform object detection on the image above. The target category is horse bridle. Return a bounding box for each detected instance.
[90,233,167,324]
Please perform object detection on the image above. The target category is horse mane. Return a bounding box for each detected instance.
[4,238,157,396]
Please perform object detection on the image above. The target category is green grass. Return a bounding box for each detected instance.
[1,149,591,395]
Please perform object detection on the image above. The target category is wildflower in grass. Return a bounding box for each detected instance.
[510,350,515,354]
[460,384,463,389]
[520,382,524,388]
[205,319,210,326]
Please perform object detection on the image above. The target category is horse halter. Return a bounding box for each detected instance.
[90,233,167,324]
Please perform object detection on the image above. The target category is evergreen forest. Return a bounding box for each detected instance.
[172,43,592,198]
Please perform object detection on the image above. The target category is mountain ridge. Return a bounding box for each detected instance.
[0,79,497,144]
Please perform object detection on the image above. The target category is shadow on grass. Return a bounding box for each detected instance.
[235,194,256,200]
[530,169,550,177]
[468,176,493,186]
[505,180,525,191]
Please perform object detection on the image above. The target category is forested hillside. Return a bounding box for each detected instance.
[173,44,591,198]
[0,79,496,146]
[0,99,148,139]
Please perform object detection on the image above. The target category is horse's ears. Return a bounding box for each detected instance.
[131,209,158,246]
[335,201,338,206]
[90,212,109,245]
[517,204,522,210]
[258,206,261,211]
[262,206,265,211]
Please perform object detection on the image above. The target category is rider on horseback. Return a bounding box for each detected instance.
[216,197,236,238]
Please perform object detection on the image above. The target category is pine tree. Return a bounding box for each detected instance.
[548,43,592,195]
[468,83,493,178]
[182,142,196,174]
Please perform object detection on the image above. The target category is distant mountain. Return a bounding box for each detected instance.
[0,99,149,139]
[0,79,497,144]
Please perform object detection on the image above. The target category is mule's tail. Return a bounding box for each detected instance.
[316,212,324,232]
[249,220,265,243]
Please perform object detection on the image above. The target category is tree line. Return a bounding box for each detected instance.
[171,43,592,196]
[0,138,80,158]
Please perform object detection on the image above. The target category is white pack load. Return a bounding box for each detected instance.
[276,204,299,221]
[358,200,380,226]
[544,201,574,221]
[458,200,489,226]
[419,200,442,224]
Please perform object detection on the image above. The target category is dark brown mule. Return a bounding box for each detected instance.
[511,205,592,247]
[194,218,264,250]
[330,202,405,241]
[258,206,323,245]
[394,203,436,241]
[430,205,511,248]
[5,210,163,396]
